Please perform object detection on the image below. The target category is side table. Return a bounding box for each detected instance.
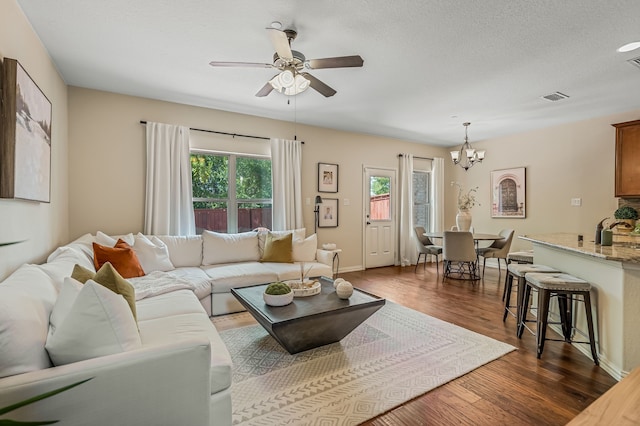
[316,249,342,278]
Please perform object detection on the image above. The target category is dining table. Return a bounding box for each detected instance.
[424,232,504,243]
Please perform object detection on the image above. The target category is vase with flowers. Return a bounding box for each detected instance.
[451,182,479,231]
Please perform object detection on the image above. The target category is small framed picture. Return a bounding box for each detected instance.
[318,162,338,193]
[491,167,526,218]
[318,198,339,228]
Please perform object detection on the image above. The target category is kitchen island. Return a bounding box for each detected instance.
[521,233,640,380]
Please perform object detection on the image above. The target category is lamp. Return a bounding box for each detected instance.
[450,122,485,171]
[313,195,323,233]
[269,66,310,96]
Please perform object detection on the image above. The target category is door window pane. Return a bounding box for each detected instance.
[370,176,391,220]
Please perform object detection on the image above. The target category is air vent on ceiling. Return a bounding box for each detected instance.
[541,92,570,102]
[627,56,640,70]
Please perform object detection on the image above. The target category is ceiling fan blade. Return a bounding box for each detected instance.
[255,81,274,97]
[209,61,273,68]
[301,72,336,97]
[306,55,364,69]
[267,28,293,61]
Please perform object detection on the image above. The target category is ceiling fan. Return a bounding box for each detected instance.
[209,28,364,98]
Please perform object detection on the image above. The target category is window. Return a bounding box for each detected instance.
[413,171,431,230]
[369,175,391,220]
[191,152,272,233]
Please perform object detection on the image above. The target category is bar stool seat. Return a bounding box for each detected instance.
[504,264,560,324]
[518,272,598,365]
[507,250,534,264]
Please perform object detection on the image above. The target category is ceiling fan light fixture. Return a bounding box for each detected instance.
[269,69,310,96]
[617,41,640,53]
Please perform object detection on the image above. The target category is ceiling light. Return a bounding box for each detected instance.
[617,42,640,53]
[268,68,310,96]
[270,21,282,29]
[450,122,485,171]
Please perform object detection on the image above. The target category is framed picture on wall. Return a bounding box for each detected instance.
[318,162,338,193]
[0,58,52,203]
[318,198,339,228]
[491,167,526,218]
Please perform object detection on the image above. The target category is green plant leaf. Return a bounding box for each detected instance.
[0,378,92,421]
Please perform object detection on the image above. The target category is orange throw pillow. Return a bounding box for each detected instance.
[93,239,145,278]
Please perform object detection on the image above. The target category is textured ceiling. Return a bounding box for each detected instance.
[16,0,640,146]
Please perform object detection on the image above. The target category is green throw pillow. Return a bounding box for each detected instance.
[260,232,294,263]
[72,262,137,322]
[71,264,95,284]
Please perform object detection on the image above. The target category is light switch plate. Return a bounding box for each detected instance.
[571,198,582,206]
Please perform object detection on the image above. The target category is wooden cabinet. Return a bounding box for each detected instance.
[614,119,640,197]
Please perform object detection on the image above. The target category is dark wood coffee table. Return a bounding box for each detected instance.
[230,276,385,354]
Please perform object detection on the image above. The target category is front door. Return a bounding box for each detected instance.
[364,167,396,268]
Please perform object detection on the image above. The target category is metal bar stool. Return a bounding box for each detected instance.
[503,264,560,325]
[503,250,534,301]
[518,272,598,365]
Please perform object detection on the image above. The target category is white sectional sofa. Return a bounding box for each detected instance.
[0,229,332,425]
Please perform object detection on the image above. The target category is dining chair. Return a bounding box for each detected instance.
[414,226,442,274]
[442,231,479,281]
[477,229,514,277]
[450,226,459,231]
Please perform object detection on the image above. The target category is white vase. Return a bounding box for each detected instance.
[456,209,472,232]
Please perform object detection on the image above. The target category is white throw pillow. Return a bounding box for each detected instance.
[48,277,84,339]
[202,230,260,265]
[95,231,135,247]
[155,235,203,267]
[293,233,318,262]
[133,233,175,273]
[45,280,142,366]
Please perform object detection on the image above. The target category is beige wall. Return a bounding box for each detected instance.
[0,0,69,280]
[450,109,640,253]
[68,87,449,270]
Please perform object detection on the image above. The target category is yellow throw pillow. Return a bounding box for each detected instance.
[92,262,137,323]
[260,232,294,263]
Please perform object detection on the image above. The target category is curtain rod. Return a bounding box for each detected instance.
[398,154,434,160]
[139,120,304,143]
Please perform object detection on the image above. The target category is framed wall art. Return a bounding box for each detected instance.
[318,162,338,193]
[318,198,339,228]
[0,58,52,203]
[491,167,525,218]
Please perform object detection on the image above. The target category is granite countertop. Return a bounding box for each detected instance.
[520,233,640,263]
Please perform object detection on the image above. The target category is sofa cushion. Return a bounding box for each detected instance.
[165,267,212,300]
[262,261,333,282]
[46,233,95,265]
[260,232,293,263]
[136,289,206,321]
[0,265,58,378]
[45,280,142,366]
[138,312,232,394]
[292,233,317,262]
[93,240,145,279]
[202,231,260,265]
[133,233,175,273]
[202,262,278,294]
[156,235,203,267]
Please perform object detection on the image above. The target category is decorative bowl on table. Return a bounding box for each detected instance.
[284,279,321,297]
[322,243,337,250]
[263,282,294,306]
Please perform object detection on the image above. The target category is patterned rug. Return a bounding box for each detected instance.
[212,302,515,425]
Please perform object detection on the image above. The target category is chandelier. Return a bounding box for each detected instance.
[268,66,310,96]
[450,122,485,171]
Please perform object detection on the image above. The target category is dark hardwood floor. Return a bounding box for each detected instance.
[340,263,617,426]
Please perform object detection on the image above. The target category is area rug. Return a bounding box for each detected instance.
[212,302,515,425]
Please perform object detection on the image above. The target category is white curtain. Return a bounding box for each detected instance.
[144,122,195,236]
[398,154,416,266]
[271,138,303,231]
[431,157,445,232]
